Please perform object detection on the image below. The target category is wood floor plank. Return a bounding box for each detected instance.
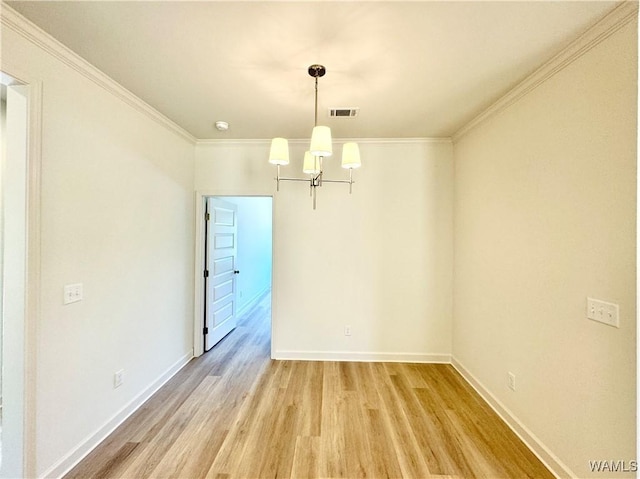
[281,361,323,436]
[142,376,232,478]
[91,442,140,479]
[256,403,298,479]
[342,390,374,478]
[290,436,320,479]
[352,362,381,410]
[444,409,509,479]
[64,291,555,479]
[389,371,463,477]
[233,386,288,478]
[206,360,288,478]
[364,407,404,479]
[121,376,224,479]
[371,363,432,479]
[338,361,357,392]
[318,361,348,478]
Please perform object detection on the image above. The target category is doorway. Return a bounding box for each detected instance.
[1,74,31,479]
[197,195,273,355]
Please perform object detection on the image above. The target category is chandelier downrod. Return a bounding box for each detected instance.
[315,75,318,127]
[308,64,325,127]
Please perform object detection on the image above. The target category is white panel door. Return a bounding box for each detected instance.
[204,197,239,351]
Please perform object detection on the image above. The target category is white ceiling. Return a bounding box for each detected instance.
[7,1,620,140]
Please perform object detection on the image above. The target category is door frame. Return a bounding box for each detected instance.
[193,190,275,358]
[1,64,42,479]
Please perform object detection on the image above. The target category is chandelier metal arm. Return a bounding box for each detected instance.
[274,175,355,209]
[319,173,355,194]
[320,179,351,184]
[277,177,314,183]
[276,177,351,185]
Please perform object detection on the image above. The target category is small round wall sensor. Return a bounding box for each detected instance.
[215,121,229,131]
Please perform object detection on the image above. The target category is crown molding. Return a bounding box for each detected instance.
[196,137,452,146]
[452,1,639,143]
[1,3,197,145]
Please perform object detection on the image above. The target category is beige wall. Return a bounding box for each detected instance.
[196,140,454,361]
[453,19,637,478]
[2,22,195,477]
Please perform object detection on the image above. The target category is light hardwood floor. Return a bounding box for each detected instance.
[65,292,554,479]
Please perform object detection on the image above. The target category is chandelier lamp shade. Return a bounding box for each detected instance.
[268,137,289,165]
[268,64,361,209]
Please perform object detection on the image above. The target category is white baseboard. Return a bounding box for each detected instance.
[274,350,451,363]
[451,357,575,479]
[42,350,193,479]
[236,286,270,319]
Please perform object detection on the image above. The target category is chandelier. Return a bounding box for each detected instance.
[268,64,361,209]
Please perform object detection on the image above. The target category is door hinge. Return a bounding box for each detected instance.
[204,270,209,278]
[205,213,210,221]
[203,327,208,334]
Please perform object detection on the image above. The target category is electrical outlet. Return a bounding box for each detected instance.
[344,325,352,336]
[63,283,83,305]
[114,369,124,389]
[508,372,516,391]
[587,297,619,328]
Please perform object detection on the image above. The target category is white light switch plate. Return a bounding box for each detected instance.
[587,297,619,328]
[64,283,83,305]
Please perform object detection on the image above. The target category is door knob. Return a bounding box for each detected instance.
[233,270,240,274]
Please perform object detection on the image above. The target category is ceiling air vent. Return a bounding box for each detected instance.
[329,107,359,118]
